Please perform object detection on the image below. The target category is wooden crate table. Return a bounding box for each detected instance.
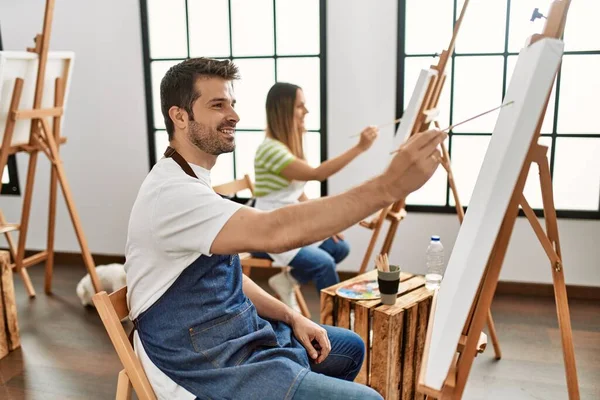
[320,269,433,400]
[0,250,20,360]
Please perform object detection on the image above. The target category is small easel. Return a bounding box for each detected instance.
[357,0,503,360]
[0,0,102,297]
[418,1,579,399]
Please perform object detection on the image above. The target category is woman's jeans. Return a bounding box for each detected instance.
[254,237,350,292]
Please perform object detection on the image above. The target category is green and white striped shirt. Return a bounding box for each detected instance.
[254,138,296,197]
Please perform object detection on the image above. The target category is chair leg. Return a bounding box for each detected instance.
[116,369,132,400]
[293,286,311,320]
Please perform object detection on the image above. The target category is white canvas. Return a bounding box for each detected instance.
[393,68,437,148]
[0,51,74,147]
[423,38,564,391]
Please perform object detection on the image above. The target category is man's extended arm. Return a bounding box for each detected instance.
[212,129,445,255]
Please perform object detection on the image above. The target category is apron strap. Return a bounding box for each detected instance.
[164,146,198,179]
[128,145,198,346]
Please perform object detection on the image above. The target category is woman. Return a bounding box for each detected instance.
[253,82,378,308]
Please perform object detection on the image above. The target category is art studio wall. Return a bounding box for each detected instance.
[1,0,599,287]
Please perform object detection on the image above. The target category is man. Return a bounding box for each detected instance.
[125,58,445,400]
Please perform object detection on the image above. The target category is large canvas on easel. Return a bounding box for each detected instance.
[0,51,74,147]
[393,68,437,148]
[423,38,564,391]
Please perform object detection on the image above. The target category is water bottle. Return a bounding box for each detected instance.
[425,235,445,290]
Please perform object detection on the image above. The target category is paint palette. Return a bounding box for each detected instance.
[335,279,381,300]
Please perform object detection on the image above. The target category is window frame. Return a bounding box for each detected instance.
[139,0,328,197]
[396,0,600,220]
[1,155,20,196]
[0,24,21,196]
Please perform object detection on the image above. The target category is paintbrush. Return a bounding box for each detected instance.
[389,101,515,154]
[349,117,402,138]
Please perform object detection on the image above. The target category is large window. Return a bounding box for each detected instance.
[397,0,600,218]
[140,0,327,198]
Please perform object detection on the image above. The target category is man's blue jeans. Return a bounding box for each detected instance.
[293,325,383,400]
[254,237,350,292]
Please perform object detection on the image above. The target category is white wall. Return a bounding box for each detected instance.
[327,0,600,287]
[0,0,149,255]
[1,0,598,286]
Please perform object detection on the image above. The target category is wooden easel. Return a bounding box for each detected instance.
[358,0,470,274]
[357,0,503,360]
[0,0,102,297]
[417,1,579,399]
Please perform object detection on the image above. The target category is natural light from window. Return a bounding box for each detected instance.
[401,0,600,215]
[143,0,323,199]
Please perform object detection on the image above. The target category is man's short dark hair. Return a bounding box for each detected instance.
[160,58,240,139]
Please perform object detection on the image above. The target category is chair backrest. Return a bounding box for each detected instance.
[93,287,157,400]
[213,174,255,197]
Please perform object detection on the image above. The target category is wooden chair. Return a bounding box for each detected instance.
[93,287,157,400]
[213,175,311,319]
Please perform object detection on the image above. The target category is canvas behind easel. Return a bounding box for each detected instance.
[0,51,74,146]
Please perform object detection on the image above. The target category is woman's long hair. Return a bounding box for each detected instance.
[265,82,305,159]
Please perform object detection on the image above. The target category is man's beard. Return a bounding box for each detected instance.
[188,120,235,155]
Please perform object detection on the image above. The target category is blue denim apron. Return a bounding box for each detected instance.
[134,147,310,399]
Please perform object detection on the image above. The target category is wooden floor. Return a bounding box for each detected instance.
[0,263,599,399]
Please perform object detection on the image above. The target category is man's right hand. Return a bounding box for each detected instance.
[381,129,447,202]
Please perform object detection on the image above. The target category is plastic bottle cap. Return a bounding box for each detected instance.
[431,235,440,241]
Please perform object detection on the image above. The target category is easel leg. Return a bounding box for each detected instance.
[14,151,39,298]
[39,120,102,293]
[44,143,58,294]
[44,77,64,295]
[359,207,389,274]
[1,79,23,263]
[486,309,501,360]
[0,210,30,296]
[537,154,580,399]
[379,202,404,256]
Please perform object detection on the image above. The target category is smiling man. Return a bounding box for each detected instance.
[124,57,445,399]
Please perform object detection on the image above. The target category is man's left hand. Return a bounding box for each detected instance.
[290,313,331,364]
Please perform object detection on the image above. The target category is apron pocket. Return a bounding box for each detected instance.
[189,300,257,367]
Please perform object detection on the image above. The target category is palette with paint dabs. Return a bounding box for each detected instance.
[335,279,381,300]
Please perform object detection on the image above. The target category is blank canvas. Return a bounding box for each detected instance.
[0,51,74,147]
[423,37,564,391]
[394,68,437,149]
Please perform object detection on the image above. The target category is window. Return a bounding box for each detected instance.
[1,155,20,195]
[0,24,20,196]
[139,0,327,198]
[397,0,600,218]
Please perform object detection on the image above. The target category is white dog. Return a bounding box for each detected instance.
[76,263,127,307]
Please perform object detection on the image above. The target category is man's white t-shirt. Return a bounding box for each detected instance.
[124,157,243,399]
